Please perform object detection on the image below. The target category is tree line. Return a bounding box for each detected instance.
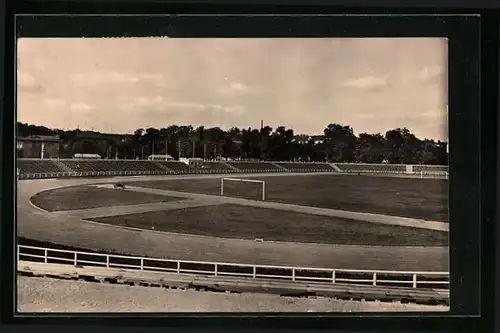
[17,122,448,165]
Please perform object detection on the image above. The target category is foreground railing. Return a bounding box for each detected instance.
[18,245,449,290]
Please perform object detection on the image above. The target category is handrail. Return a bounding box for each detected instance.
[17,245,449,289]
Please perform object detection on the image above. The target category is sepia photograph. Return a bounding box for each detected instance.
[16,37,449,313]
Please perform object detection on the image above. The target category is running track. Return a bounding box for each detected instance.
[17,173,449,272]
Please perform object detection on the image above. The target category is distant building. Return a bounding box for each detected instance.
[17,135,60,158]
[292,135,310,144]
[292,135,325,144]
[179,157,203,167]
[73,153,101,159]
[310,135,325,144]
[148,154,175,161]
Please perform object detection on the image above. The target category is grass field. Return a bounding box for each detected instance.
[88,203,448,246]
[128,174,448,222]
[30,186,186,212]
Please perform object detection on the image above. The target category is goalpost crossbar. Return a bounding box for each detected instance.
[220,177,266,200]
[222,177,264,183]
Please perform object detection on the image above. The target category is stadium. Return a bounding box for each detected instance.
[17,149,449,307]
[16,36,451,311]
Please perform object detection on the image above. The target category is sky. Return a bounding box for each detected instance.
[17,37,448,140]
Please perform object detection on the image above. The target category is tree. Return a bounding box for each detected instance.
[322,123,358,162]
[16,122,447,165]
[355,133,386,163]
[384,128,422,164]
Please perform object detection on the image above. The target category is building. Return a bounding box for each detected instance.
[17,135,61,158]
[148,154,175,161]
[292,135,325,144]
[310,135,325,144]
[179,157,204,167]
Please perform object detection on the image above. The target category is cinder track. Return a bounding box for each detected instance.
[17,173,449,271]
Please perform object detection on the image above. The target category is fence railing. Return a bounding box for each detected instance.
[17,245,449,290]
[17,168,340,179]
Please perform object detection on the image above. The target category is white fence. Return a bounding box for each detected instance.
[17,245,449,290]
[17,168,334,180]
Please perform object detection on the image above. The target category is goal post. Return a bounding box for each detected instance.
[220,177,266,201]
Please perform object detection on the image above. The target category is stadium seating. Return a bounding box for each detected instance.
[226,161,282,172]
[336,163,407,173]
[17,157,449,180]
[155,161,193,173]
[276,162,336,172]
[59,160,166,174]
[193,161,234,172]
[413,165,448,174]
[17,159,65,175]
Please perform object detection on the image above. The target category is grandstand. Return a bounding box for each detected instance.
[155,161,193,173]
[59,159,167,174]
[276,162,336,172]
[413,165,449,174]
[17,159,63,174]
[226,161,282,172]
[193,161,235,172]
[16,158,449,179]
[336,163,407,174]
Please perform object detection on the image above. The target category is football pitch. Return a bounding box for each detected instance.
[29,173,448,247]
[128,173,448,222]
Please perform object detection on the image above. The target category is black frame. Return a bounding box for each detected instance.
[0,6,495,333]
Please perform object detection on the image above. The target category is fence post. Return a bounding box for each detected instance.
[372,272,377,286]
[220,178,224,196]
[74,252,77,266]
[292,268,295,281]
[106,256,110,268]
[177,261,180,274]
[262,181,266,201]
[44,249,48,263]
[332,270,336,284]
[412,274,417,288]
[214,264,218,276]
[140,258,144,271]
[253,266,256,278]
[17,247,20,262]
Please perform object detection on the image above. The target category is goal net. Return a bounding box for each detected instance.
[220,177,266,201]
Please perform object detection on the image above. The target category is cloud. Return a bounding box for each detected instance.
[108,72,139,83]
[355,113,377,120]
[70,103,94,112]
[340,76,387,90]
[229,82,248,92]
[71,71,164,86]
[138,73,165,87]
[165,101,206,111]
[17,71,36,87]
[17,71,44,93]
[42,98,65,108]
[419,107,447,120]
[206,104,245,115]
[135,96,165,107]
[415,66,444,81]
[219,81,254,95]
[131,95,245,114]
